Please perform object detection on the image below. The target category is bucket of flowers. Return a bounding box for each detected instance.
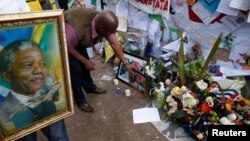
[145,33,250,140]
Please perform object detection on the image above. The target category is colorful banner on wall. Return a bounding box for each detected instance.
[129,0,169,18]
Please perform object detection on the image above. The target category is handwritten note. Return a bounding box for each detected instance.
[148,19,160,41]
[228,24,250,63]
[221,12,247,32]
[133,108,160,124]
[220,67,250,77]
[127,4,150,31]
[116,0,128,32]
[229,0,250,11]
[216,0,239,16]
[161,34,194,55]
[192,2,221,25]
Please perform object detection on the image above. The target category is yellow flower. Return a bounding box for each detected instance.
[171,86,188,98]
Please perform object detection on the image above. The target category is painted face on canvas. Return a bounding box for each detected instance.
[7,48,47,96]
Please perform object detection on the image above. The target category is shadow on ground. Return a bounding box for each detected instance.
[38,55,167,141]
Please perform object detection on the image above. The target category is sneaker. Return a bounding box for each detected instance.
[89,87,106,94]
[78,102,94,113]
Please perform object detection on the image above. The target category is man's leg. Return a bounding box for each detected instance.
[78,47,97,92]
[58,0,68,10]
[69,55,86,104]
[16,132,37,141]
[78,47,106,94]
[41,119,69,141]
[69,55,94,112]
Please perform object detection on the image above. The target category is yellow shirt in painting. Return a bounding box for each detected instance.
[26,0,57,11]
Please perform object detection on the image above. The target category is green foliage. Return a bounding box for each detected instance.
[176,33,223,88]
[178,35,186,86]
[172,109,187,119]
[197,33,223,80]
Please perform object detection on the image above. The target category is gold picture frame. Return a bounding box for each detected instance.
[0,10,73,141]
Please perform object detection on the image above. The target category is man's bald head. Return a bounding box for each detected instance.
[95,10,118,36]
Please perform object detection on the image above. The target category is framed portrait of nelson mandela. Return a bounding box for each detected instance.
[117,52,146,84]
[0,10,73,141]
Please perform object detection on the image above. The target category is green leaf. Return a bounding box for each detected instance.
[197,33,223,80]
[172,109,187,119]
[178,35,186,86]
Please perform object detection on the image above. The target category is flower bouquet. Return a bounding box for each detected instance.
[146,33,250,140]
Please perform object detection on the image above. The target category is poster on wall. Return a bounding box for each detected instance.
[0,10,73,141]
[129,0,170,18]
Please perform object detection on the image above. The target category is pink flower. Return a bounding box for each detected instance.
[165,79,172,87]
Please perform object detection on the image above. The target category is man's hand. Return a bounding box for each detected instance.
[113,57,120,65]
[125,63,136,73]
[85,60,95,71]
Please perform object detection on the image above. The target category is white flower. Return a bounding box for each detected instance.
[195,80,208,91]
[227,114,237,121]
[219,117,235,125]
[166,95,178,107]
[167,106,177,116]
[196,133,204,140]
[205,96,214,107]
[155,85,164,93]
[149,57,157,66]
[209,87,220,94]
[145,65,156,79]
[166,95,173,103]
[166,95,178,115]
[182,92,198,108]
